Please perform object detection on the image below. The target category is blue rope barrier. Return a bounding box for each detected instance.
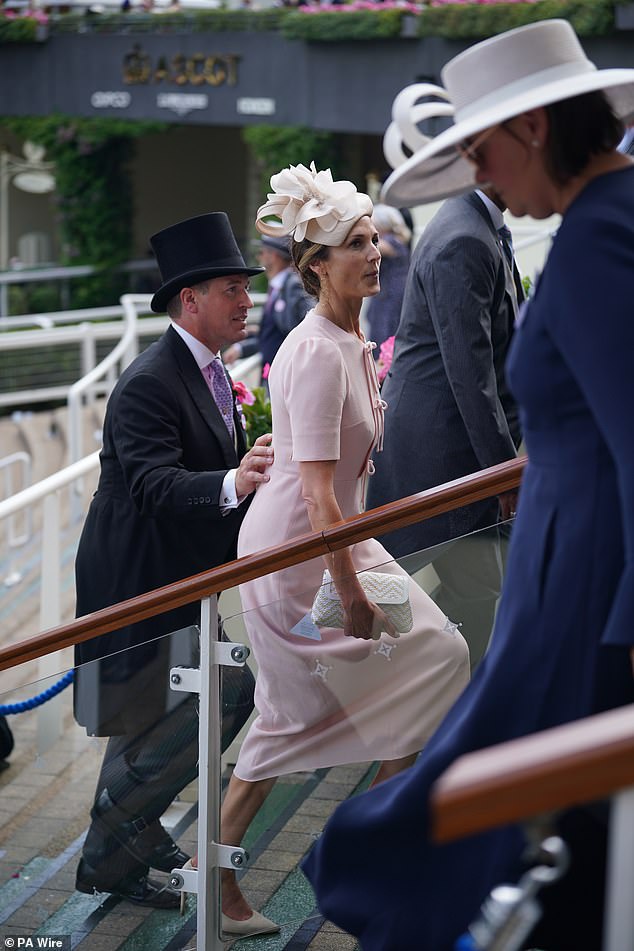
[0,669,74,715]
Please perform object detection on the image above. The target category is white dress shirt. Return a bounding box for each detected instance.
[171,322,243,511]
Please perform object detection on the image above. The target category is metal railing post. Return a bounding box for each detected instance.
[67,385,84,523]
[1,451,32,587]
[36,491,63,755]
[198,594,224,950]
[80,321,97,407]
[604,785,634,951]
[169,597,250,949]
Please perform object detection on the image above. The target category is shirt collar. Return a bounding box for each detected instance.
[476,189,505,231]
[269,267,290,292]
[171,321,218,369]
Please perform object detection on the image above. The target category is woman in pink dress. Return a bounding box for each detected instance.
[217,164,469,934]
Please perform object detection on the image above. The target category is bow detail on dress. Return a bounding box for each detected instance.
[358,339,388,482]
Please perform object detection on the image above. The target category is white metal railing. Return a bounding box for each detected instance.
[0,260,158,317]
[0,311,168,410]
[1,294,265,411]
[0,451,99,751]
[0,304,124,331]
[1,451,32,587]
[168,595,245,951]
[66,295,154,507]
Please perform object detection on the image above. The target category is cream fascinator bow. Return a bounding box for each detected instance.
[256,161,373,247]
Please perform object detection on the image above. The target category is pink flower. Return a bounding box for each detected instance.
[431,0,535,4]
[262,362,271,381]
[232,380,256,406]
[376,335,395,385]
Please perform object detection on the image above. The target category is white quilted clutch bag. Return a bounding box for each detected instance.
[311,570,413,633]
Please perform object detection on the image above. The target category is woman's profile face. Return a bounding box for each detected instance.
[471,112,557,220]
[316,216,381,300]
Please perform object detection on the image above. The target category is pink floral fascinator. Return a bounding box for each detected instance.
[256,162,373,247]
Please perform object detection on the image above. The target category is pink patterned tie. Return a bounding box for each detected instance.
[203,358,234,437]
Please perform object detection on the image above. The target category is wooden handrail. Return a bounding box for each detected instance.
[0,456,525,673]
[431,703,634,843]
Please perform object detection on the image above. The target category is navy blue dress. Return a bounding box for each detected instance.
[302,166,634,950]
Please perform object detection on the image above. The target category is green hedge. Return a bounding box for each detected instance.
[50,7,287,34]
[0,16,41,42]
[281,8,406,41]
[2,0,626,44]
[417,0,617,39]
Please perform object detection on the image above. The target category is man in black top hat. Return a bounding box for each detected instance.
[224,234,312,379]
[73,213,274,908]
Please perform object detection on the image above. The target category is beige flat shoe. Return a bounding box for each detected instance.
[221,910,280,936]
[179,860,279,936]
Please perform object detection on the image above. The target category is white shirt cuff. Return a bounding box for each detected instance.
[220,469,246,514]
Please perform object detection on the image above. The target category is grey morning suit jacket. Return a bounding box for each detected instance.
[367,191,522,557]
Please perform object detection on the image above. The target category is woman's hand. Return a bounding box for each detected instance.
[298,459,398,640]
[498,489,519,521]
[342,589,399,641]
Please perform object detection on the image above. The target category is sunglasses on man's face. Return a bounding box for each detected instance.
[455,124,501,166]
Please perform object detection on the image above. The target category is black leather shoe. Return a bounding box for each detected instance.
[76,858,181,909]
[91,789,190,872]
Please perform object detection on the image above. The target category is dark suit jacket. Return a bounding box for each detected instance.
[74,326,248,735]
[242,268,312,368]
[367,192,521,556]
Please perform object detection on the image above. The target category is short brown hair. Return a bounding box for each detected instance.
[544,90,624,185]
[166,280,211,320]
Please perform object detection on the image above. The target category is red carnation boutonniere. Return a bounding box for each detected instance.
[231,379,272,448]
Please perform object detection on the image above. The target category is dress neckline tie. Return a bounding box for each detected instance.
[358,338,387,483]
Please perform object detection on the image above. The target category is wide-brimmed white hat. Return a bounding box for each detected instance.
[382,19,634,207]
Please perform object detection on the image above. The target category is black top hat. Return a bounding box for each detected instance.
[150,212,264,313]
[260,234,292,258]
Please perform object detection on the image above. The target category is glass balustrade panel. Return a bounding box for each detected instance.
[0,625,203,951]
[218,513,515,940]
[0,512,515,949]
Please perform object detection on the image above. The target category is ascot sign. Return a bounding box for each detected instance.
[123,43,240,87]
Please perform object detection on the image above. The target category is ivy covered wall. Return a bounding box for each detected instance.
[3,116,166,307]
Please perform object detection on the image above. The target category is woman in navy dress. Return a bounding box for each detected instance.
[302,20,634,951]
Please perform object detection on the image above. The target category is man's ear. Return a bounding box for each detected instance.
[180,287,197,314]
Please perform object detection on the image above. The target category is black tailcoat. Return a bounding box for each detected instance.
[74,326,247,735]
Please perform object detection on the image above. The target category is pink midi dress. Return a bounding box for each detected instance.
[234,310,469,782]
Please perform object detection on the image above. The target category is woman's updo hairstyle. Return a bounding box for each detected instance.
[292,239,329,298]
